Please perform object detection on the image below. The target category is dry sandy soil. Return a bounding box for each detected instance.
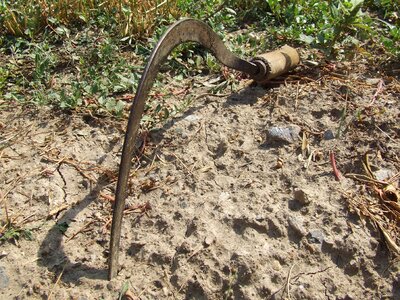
[0,53,399,299]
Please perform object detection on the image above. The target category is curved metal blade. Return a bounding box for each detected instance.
[109,18,260,279]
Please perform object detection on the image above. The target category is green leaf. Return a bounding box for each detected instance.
[118,281,129,300]
[56,222,69,234]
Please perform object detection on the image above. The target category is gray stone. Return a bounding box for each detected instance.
[374,168,395,181]
[307,230,325,244]
[184,115,201,123]
[288,216,307,237]
[323,130,335,140]
[0,267,9,289]
[266,125,301,144]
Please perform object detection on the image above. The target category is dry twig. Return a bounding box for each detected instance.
[65,220,95,243]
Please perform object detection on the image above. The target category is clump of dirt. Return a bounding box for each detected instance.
[0,57,399,299]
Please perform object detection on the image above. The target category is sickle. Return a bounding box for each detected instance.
[108,18,300,279]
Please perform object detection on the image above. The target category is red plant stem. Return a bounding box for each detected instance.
[330,151,341,181]
[369,79,384,106]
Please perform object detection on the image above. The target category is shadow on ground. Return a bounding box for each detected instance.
[38,176,110,283]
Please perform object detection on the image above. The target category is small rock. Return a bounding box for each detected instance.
[365,78,381,85]
[106,282,113,291]
[177,241,191,254]
[349,259,359,269]
[173,127,188,139]
[323,236,334,247]
[323,130,335,140]
[204,235,215,247]
[288,216,307,237]
[184,115,200,123]
[374,168,395,181]
[178,198,188,209]
[106,280,119,292]
[293,189,311,205]
[33,283,41,294]
[162,287,170,297]
[75,129,90,137]
[265,125,301,144]
[219,192,230,202]
[307,230,325,244]
[238,136,253,152]
[341,293,355,300]
[0,267,9,289]
[27,286,34,296]
[271,260,281,271]
[174,127,184,135]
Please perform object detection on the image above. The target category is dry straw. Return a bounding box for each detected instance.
[2,0,181,38]
[345,154,400,256]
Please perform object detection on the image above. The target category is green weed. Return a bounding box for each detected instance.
[0,215,34,244]
[0,0,399,120]
[0,67,8,93]
[32,42,57,83]
[56,222,69,234]
[264,0,370,56]
[0,226,33,243]
[118,281,130,300]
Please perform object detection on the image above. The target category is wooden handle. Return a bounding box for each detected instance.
[252,45,300,83]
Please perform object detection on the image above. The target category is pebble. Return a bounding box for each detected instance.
[288,216,307,237]
[265,125,301,144]
[307,230,325,244]
[173,127,188,138]
[271,260,282,271]
[177,241,191,254]
[106,280,119,291]
[323,130,335,140]
[184,115,201,123]
[219,192,230,202]
[349,259,358,268]
[365,78,381,85]
[294,189,311,205]
[0,267,9,289]
[374,168,395,181]
[204,235,215,247]
[323,236,334,247]
[163,287,170,296]
[342,293,355,300]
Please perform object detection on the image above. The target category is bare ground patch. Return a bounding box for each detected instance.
[0,58,399,299]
